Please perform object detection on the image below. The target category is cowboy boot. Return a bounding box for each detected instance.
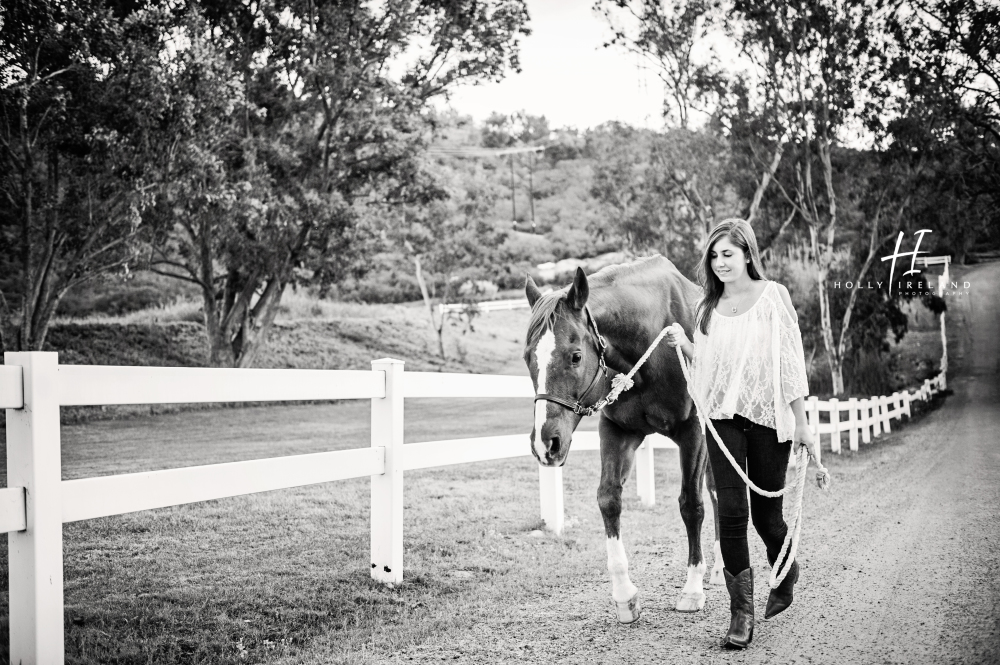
[765,559,799,619]
[722,567,754,649]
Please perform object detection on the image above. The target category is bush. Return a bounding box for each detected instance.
[844,348,896,397]
[59,288,168,317]
[56,272,201,318]
[806,358,833,398]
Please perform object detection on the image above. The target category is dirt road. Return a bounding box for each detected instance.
[382,261,1000,665]
[736,262,1000,664]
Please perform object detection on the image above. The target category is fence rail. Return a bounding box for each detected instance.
[436,298,531,315]
[1,350,944,662]
[803,371,946,455]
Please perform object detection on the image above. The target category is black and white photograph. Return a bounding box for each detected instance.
[1,0,998,662]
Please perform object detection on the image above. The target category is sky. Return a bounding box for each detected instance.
[443,0,669,131]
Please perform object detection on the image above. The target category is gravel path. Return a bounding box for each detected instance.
[386,261,1000,665]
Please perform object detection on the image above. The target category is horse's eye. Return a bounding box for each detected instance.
[571,351,582,364]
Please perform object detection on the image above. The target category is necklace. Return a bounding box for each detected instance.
[727,285,752,314]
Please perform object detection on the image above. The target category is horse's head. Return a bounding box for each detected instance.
[523,267,607,467]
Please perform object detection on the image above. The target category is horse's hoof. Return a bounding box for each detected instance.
[710,568,726,586]
[614,592,641,624]
[675,591,706,612]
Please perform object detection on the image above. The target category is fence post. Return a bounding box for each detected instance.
[371,358,404,585]
[635,439,655,507]
[860,398,871,444]
[539,465,564,534]
[881,395,891,433]
[871,395,882,437]
[903,390,911,419]
[938,273,948,388]
[848,397,858,451]
[5,352,65,664]
[808,396,821,462]
[829,398,841,454]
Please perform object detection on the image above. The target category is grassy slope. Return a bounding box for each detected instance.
[16,299,532,425]
[44,299,530,375]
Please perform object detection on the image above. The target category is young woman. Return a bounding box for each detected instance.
[666,218,812,649]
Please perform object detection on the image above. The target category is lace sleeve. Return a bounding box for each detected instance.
[776,296,809,404]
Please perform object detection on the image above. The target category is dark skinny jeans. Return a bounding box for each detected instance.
[707,414,792,576]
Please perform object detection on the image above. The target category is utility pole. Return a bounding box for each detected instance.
[509,153,516,225]
[528,151,536,232]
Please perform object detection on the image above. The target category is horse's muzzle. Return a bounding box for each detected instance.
[532,430,571,467]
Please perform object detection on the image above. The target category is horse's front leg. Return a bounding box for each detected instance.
[597,416,644,624]
[674,413,712,611]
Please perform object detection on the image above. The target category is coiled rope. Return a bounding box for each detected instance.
[596,322,832,589]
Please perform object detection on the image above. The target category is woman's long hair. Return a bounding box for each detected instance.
[696,219,767,335]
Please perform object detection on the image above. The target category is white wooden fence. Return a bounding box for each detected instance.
[802,370,946,455]
[0,351,673,663]
[0,345,946,661]
[437,298,531,315]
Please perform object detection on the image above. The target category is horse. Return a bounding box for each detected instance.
[523,255,723,623]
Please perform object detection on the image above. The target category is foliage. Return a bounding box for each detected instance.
[882,0,1000,263]
[597,0,726,129]
[481,111,550,148]
[585,121,737,277]
[389,156,508,357]
[0,0,161,351]
[843,348,897,397]
[142,0,530,367]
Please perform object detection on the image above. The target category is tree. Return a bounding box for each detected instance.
[391,160,506,359]
[884,0,1000,262]
[597,0,787,228]
[148,0,530,367]
[586,121,737,276]
[730,0,895,395]
[481,110,549,148]
[587,122,651,253]
[0,0,159,352]
[597,0,726,129]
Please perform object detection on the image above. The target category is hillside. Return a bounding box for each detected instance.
[40,299,532,375]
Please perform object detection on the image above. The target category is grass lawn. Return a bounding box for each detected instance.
[0,398,623,665]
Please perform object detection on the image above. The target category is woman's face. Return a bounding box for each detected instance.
[709,236,748,284]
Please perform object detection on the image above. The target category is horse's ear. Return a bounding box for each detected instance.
[566,267,589,311]
[525,275,543,308]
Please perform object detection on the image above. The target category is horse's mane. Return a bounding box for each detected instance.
[525,255,676,349]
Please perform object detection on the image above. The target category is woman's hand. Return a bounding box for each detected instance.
[666,323,694,360]
[665,322,687,347]
[792,422,814,451]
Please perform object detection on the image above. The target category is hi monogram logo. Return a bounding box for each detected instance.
[881,230,932,295]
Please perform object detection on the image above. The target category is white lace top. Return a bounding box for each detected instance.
[691,280,809,442]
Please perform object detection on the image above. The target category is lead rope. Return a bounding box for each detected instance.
[596,322,832,589]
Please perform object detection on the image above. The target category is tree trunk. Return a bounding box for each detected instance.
[820,288,845,395]
[18,94,35,351]
[203,285,232,367]
[746,138,785,225]
[411,254,446,359]
[234,276,285,368]
[807,217,845,396]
